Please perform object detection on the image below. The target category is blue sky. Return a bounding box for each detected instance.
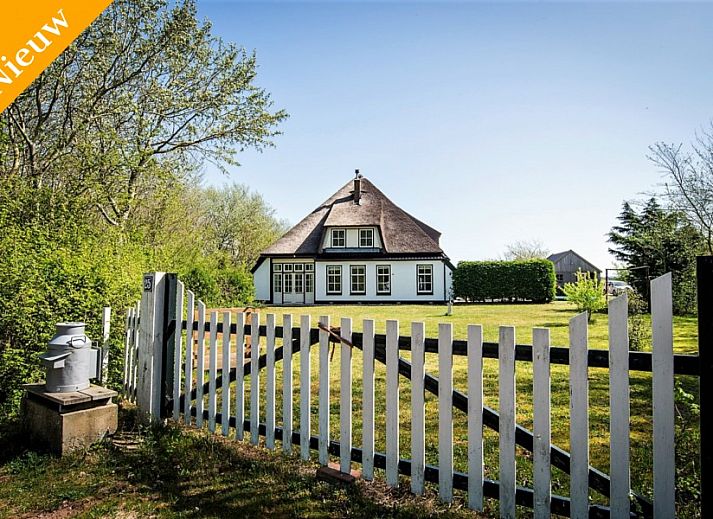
[196,1,713,269]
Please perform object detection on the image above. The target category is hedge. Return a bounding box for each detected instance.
[453,259,556,303]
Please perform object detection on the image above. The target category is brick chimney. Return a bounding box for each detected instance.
[353,169,362,205]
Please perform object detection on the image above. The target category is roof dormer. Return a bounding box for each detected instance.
[322,226,382,252]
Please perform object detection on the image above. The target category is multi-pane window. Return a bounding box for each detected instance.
[417,264,433,294]
[295,273,304,293]
[359,228,374,247]
[284,273,293,293]
[273,273,282,293]
[331,229,346,247]
[351,265,366,294]
[327,265,342,294]
[376,265,391,294]
[305,273,314,293]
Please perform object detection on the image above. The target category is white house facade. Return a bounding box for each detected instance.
[252,174,454,304]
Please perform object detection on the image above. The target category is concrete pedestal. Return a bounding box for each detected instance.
[22,383,118,456]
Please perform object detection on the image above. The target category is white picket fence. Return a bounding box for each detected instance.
[123,300,140,400]
[123,273,679,518]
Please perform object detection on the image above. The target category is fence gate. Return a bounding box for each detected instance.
[123,269,705,518]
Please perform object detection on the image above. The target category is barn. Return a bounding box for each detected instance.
[547,250,601,289]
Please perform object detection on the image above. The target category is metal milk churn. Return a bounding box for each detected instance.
[39,322,101,392]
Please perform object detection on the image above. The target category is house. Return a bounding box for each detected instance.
[547,250,601,288]
[252,173,454,304]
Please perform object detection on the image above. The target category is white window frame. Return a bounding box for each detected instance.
[273,273,282,293]
[331,229,346,248]
[417,264,433,295]
[327,265,342,294]
[376,265,391,295]
[350,265,366,295]
[359,228,374,248]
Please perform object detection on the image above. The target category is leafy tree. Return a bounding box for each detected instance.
[197,183,289,268]
[562,270,606,321]
[608,198,704,315]
[0,1,289,419]
[0,0,287,229]
[502,239,549,260]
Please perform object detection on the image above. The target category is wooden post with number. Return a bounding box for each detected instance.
[136,272,167,422]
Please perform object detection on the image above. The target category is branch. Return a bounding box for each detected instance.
[95,203,119,226]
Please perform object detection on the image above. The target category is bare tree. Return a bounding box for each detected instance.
[502,239,550,261]
[648,122,713,253]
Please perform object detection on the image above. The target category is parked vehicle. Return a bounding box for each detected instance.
[607,280,633,295]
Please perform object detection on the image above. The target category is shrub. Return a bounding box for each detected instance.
[180,263,255,307]
[628,291,650,352]
[562,270,606,321]
[217,266,255,307]
[674,380,701,515]
[0,217,144,419]
[452,259,556,303]
[181,265,221,305]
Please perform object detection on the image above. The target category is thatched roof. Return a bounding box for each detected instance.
[259,177,446,257]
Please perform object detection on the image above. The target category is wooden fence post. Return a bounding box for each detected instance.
[161,273,178,420]
[651,273,675,518]
[136,272,177,422]
[698,256,713,518]
[137,272,165,422]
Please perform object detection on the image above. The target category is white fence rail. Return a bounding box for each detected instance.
[123,272,683,518]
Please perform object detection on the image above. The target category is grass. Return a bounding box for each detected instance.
[0,406,480,518]
[255,301,698,353]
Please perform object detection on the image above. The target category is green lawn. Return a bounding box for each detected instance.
[257,301,698,353]
[222,302,697,516]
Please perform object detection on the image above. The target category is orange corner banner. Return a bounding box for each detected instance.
[0,0,114,114]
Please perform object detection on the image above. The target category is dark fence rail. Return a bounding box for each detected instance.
[181,320,701,376]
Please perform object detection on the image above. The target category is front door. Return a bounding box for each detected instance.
[282,273,305,304]
[272,262,314,305]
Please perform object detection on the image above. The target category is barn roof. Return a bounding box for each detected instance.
[547,250,570,264]
[547,250,601,272]
[259,177,446,257]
